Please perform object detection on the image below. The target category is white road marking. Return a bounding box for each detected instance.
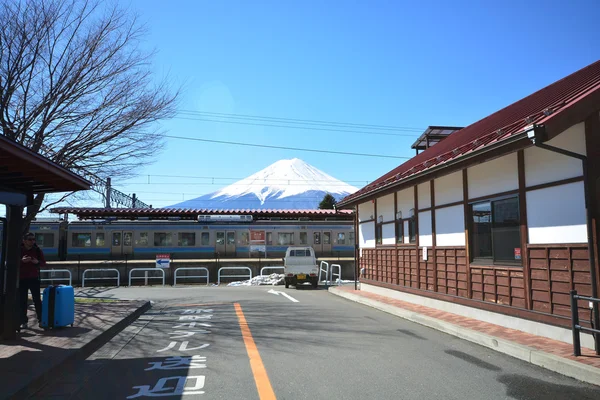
[267,289,299,303]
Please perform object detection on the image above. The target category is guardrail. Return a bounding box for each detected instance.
[318,261,330,285]
[570,290,600,356]
[40,269,72,287]
[217,267,251,285]
[82,268,120,288]
[129,268,165,286]
[330,264,342,285]
[174,267,209,286]
[260,266,284,276]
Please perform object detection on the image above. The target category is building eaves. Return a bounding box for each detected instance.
[338,59,600,208]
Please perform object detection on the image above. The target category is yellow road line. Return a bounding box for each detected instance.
[234,302,276,400]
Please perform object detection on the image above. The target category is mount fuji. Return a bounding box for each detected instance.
[167,158,359,209]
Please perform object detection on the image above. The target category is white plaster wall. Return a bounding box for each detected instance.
[524,122,586,187]
[358,201,374,222]
[434,171,463,205]
[527,181,587,244]
[396,187,414,219]
[404,220,410,244]
[359,221,376,248]
[418,182,431,209]
[435,205,466,246]
[382,223,396,245]
[377,194,395,223]
[418,210,432,247]
[467,153,518,199]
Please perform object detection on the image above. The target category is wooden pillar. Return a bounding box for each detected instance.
[414,185,420,288]
[585,112,600,298]
[354,206,359,290]
[431,180,437,292]
[394,191,399,285]
[2,205,24,340]
[463,169,472,299]
[518,150,532,310]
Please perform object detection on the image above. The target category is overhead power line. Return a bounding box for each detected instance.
[180,110,425,132]
[163,135,410,159]
[174,115,421,137]
[122,174,370,185]
[118,198,330,203]
[115,182,361,187]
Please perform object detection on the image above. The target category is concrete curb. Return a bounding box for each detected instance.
[11,300,152,400]
[329,286,600,387]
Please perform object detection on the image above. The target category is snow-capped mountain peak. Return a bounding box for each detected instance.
[167,158,358,209]
[213,158,357,200]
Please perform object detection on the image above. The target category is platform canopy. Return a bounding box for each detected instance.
[0,135,91,205]
[1,135,91,340]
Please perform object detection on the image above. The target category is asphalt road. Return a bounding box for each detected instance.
[32,285,600,399]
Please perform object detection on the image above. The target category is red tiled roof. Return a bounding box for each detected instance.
[50,207,354,219]
[339,60,600,206]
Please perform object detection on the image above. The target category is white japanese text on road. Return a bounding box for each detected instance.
[127,308,214,398]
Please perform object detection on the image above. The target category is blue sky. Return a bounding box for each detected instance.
[55,0,600,209]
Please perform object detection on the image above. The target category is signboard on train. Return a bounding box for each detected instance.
[249,230,265,244]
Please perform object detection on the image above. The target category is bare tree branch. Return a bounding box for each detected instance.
[0,0,179,227]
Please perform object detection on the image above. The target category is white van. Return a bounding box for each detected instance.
[283,246,318,289]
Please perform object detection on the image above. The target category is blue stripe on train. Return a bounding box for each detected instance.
[134,247,216,253]
[68,247,111,254]
[332,246,354,251]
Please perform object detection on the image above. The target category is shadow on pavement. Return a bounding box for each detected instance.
[497,374,599,400]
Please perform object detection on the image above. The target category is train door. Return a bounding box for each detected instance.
[216,231,236,257]
[313,231,332,256]
[110,230,133,258]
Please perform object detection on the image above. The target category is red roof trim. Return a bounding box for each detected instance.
[50,207,354,217]
[339,60,600,207]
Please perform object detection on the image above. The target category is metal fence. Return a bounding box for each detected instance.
[569,290,600,356]
[260,266,284,276]
[129,268,165,286]
[217,267,251,285]
[173,267,209,286]
[40,269,72,286]
[82,268,120,288]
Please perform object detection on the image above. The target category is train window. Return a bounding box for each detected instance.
[278,233,294,245]
[266,232,272,245]
[178,233,195,246]
[35,233,54,247]
[299,232,307,245]
[72,233,92,247]
[349,232,355,244]
[323,232,331,245]
[240,232,249,245]
[337,233,345,244]
[216,232,225,245]
[112,232,121,246]
[96,233,105,247]
[314,232,321,245]
[154,232,173,246]
[137,232,149,246]
[201,232,209,245]
[124,232,132,247]
[226,232,235,245]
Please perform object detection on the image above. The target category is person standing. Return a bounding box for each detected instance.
[19,232,45,329]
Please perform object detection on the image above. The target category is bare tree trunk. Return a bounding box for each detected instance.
[0,0,178,219]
